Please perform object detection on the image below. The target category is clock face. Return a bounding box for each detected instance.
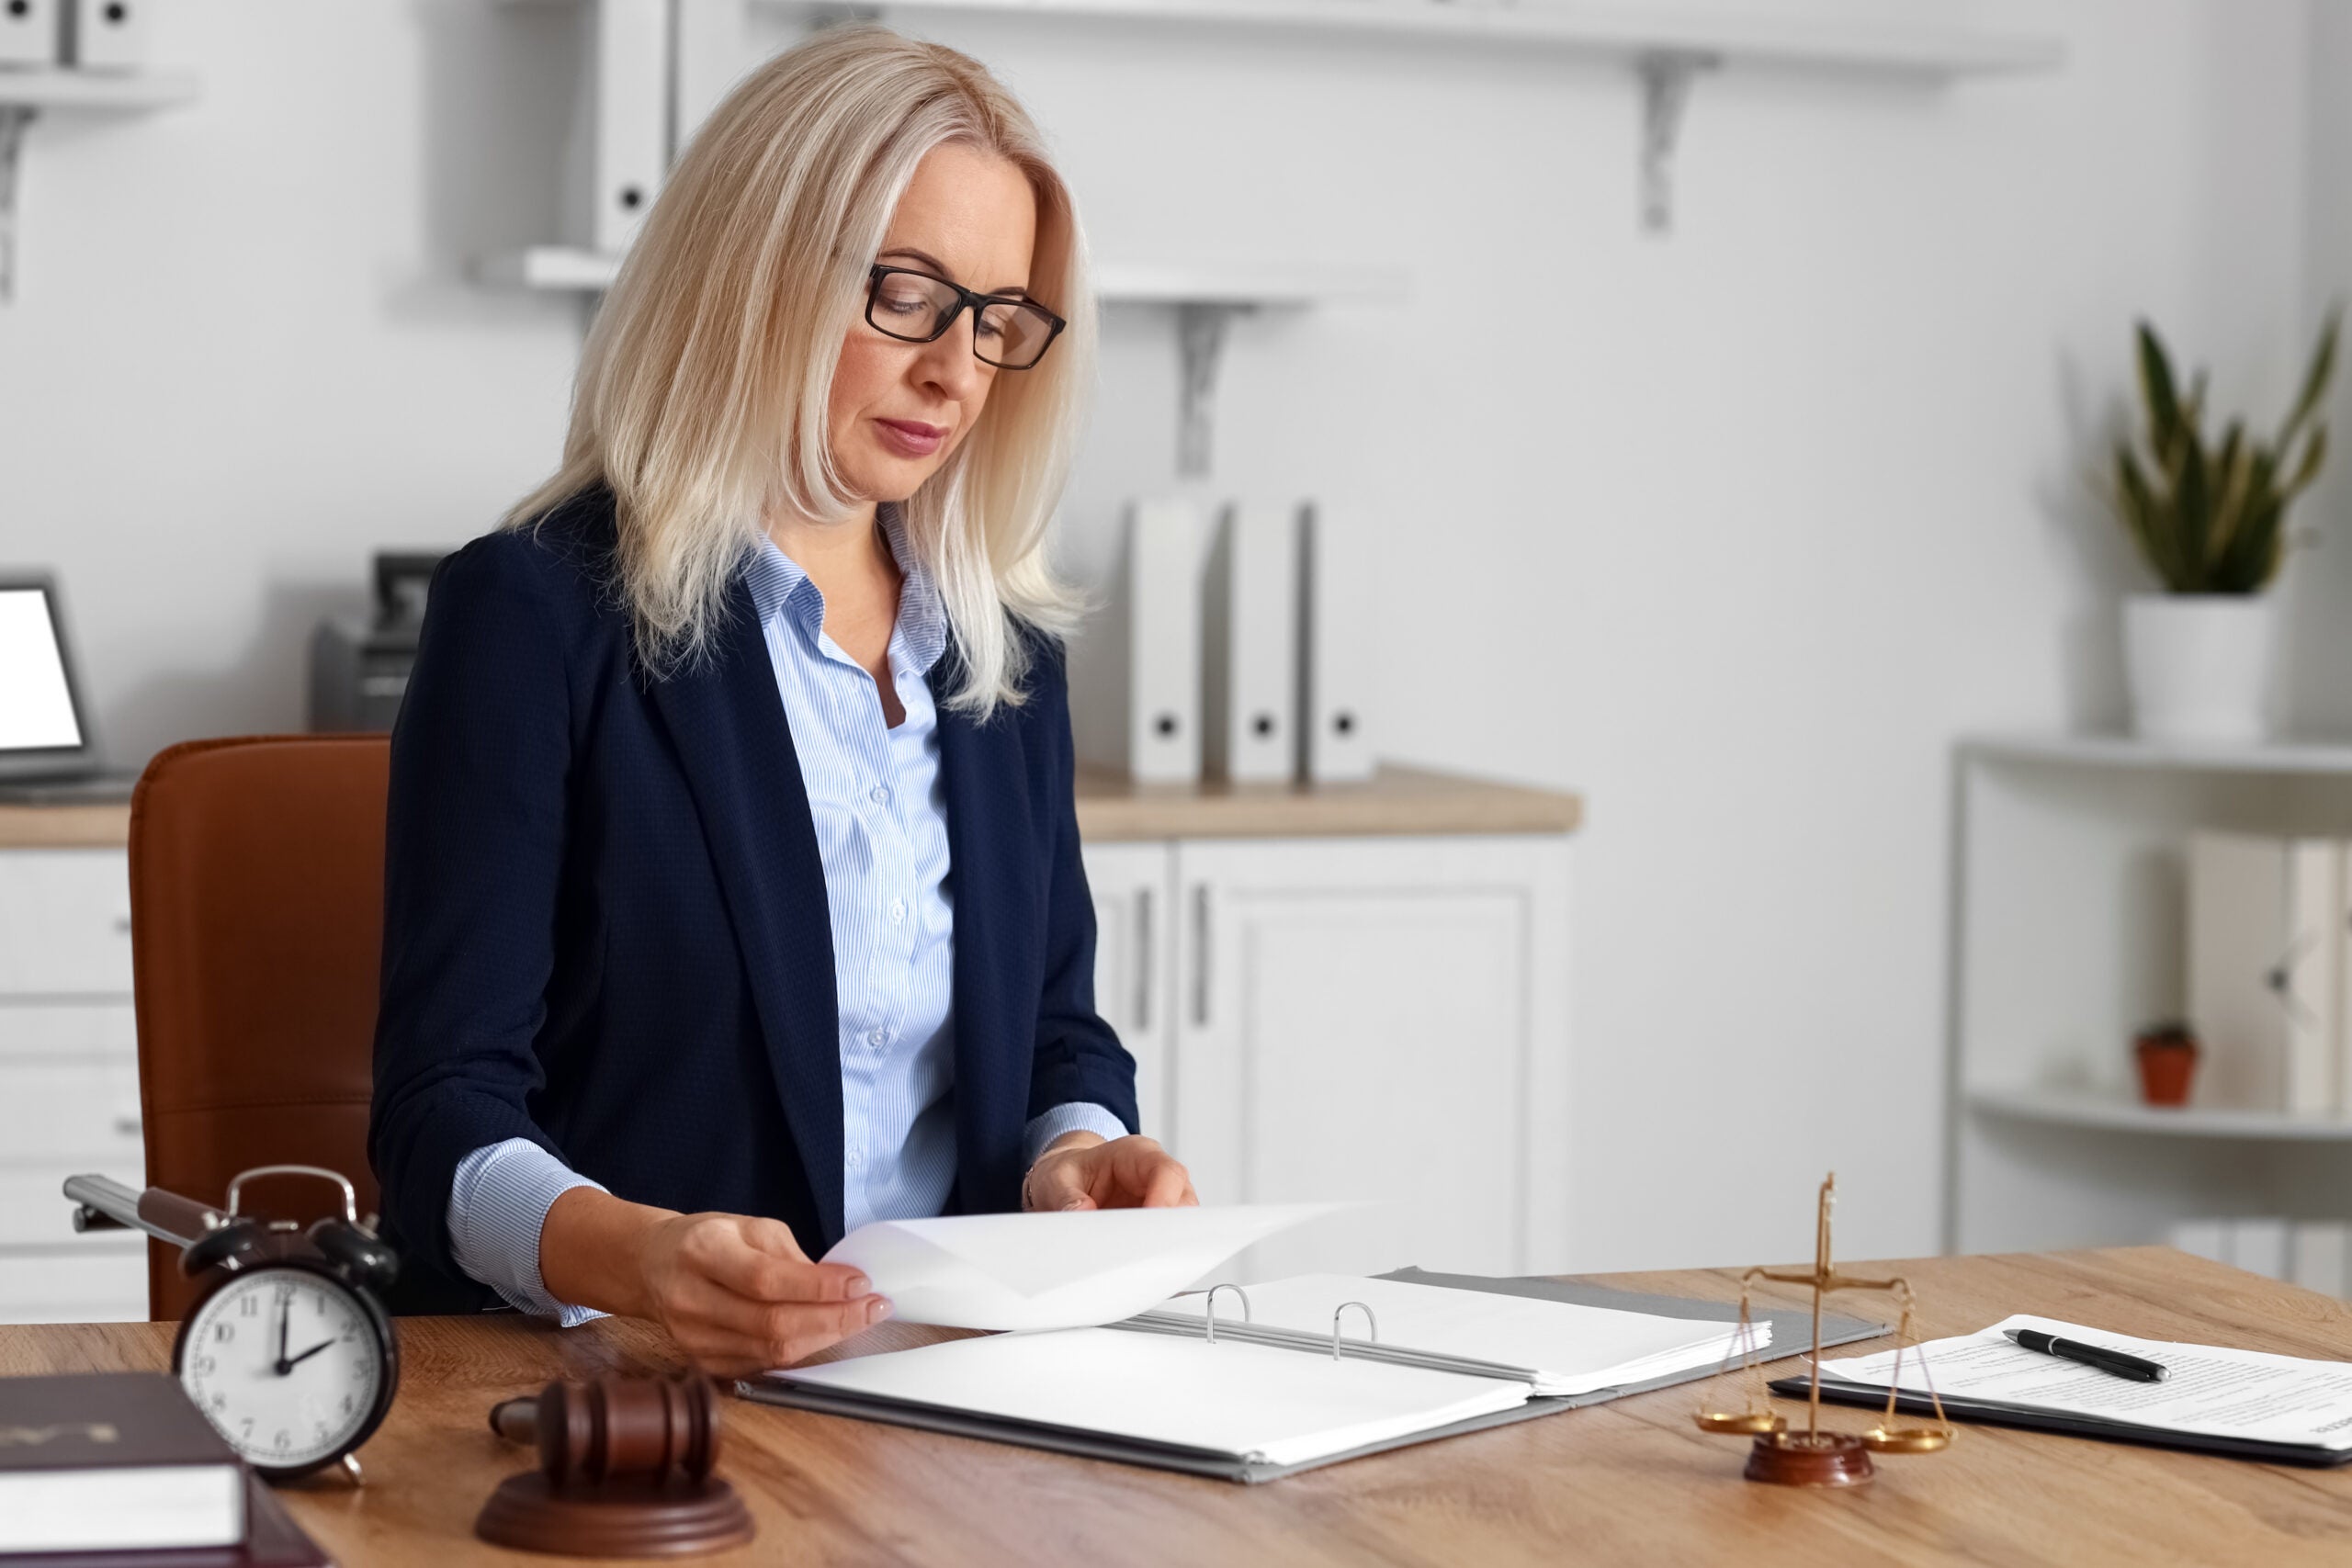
[177,1266,390,1473]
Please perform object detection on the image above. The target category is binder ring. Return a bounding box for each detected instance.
[1329,1301,1379,1361]
[1203,1283,1252,1345]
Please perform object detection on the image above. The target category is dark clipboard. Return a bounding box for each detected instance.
[736,1269,1888,1483]
[1768,1372,2352,1469]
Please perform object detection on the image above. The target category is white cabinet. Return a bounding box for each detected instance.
[0,847,147,1324]
[1081,830,1572,1283]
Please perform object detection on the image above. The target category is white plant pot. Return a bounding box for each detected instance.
[2122,593,2277,745]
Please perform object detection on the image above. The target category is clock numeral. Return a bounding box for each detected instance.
[315,1293,329,1316]
[314,1422,330,1441]
[340,1393,354,1416]
[192,1354,216,1375]
[274,1281,295,1305]
[211,1393,227,1410]
[211,1321,232,1343]
[274,1429,290,1451]
[238,1295,259,1318]
[240,1417,254,1438]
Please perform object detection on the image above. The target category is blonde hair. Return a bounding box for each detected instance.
[504,22,1094,716]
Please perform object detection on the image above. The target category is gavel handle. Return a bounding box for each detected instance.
[490,1396,539,1445]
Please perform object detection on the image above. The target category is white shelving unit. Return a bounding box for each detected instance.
[1948,732,2352,1256]
[0,67,201,301]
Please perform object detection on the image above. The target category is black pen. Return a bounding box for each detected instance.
[2003,1327,2168,1382]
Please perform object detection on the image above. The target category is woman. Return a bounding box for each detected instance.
[368,25,1194,1375]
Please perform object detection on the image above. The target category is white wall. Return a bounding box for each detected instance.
[0,1,2333,1269]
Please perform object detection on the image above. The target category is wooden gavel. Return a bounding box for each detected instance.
[490,1374,721,1490]
[477,1375,752,1557]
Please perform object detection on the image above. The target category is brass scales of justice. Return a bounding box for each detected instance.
[1692,1172,1957,1487]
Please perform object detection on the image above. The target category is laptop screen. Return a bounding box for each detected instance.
[0,586,85,752]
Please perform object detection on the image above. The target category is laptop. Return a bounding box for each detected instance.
[0,574,138,803]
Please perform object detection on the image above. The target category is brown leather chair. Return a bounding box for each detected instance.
[129,735,390,1319]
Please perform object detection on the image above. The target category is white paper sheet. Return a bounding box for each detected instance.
[1147,1273,1770,1395]
[771,1325,1532,1467]
[1819,1313,2352,1450]
[821,1204,1343,1331]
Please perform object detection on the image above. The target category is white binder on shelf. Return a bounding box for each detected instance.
[2187,832,2343,1114]
[1202,499,1299,784]
[1295,500,1377,784]
[1073,496,1203,785]
[562,0,672,257]
[0,0,58,66]
[62,0,143,70]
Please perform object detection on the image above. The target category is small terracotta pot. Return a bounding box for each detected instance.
[2134,1035,2199,1107]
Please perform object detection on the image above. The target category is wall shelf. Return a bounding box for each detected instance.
[1969,1087,2352,1144]
[0,68,201,301]
[1967,731,2352,777]
[764,0,2064,79]
[0,68,200,111]
[771,0,2064,231]
[476,246,1406,307]
[475,247,1409,475]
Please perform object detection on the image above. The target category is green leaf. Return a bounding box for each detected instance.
[2281,423,2329,499]
[2211,489,2283,592]
[2278,307,2342,448]
[2114,445,2177,586]
[2174,428,2211,586]
[2138,321,2188,465]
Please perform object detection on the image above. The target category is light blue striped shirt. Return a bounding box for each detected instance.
[446,503,1125,1323]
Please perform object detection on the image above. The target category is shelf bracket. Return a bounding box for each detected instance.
[1174,299,1251,479]
[0,106,32,303]
[1634,49,1719,235]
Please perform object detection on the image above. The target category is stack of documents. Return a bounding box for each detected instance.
[1125,1273,1767,1396]
[1803,1313,2352,1465]
[749,1270,1770,1480]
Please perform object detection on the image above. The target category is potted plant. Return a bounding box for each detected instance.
[2108,310,2338,743]
[2132,1021,2199,1107]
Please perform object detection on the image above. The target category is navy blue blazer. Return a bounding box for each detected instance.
[366,487,1139,1314]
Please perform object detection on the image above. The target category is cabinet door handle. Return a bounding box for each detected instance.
[1191,884,1211,1028]
[1133,887,1154,1032]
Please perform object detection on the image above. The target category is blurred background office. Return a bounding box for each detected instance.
[5,0,2351,1322]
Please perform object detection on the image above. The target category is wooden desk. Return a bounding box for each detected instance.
[9,1247,2352,1565]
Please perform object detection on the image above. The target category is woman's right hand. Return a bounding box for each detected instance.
[540,1190,892,1375]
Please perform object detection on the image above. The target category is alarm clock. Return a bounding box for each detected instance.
[168,1165,401,1483]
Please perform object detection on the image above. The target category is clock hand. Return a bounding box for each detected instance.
[283,1339,335,1371]
[274,1298,290,1375]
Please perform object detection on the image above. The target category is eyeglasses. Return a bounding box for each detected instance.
[865,264,1067,370]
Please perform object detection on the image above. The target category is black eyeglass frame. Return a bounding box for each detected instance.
[865,264,1068,369]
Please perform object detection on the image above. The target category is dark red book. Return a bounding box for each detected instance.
[0,1371,326,1564]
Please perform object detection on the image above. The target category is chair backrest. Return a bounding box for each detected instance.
[130,735,390,1319]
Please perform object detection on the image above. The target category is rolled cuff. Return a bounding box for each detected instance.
[1021,1101,1132,1171]
[447,1137,611,1326]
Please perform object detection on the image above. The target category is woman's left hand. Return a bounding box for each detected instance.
[1023,1133,1198,1211]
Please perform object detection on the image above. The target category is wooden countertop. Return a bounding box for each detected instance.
[0,765,1581,850]
[6,1247,2347,1566]
[0,802,134,847]
[1074,762,1580,840]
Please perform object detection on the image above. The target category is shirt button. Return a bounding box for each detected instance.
[846,1149,865,1169]
[889,899,907,922]
[868,1028,887,1048]
[870,785,889,805]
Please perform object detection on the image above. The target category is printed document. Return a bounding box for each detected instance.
[821,1204,1343,1331]
[1819,1313,2352,1450]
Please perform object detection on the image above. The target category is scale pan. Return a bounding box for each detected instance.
[1860,1426,1951,1454]
[1694,1411,1786,1436]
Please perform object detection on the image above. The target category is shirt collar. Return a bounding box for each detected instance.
[745,500,948,675]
